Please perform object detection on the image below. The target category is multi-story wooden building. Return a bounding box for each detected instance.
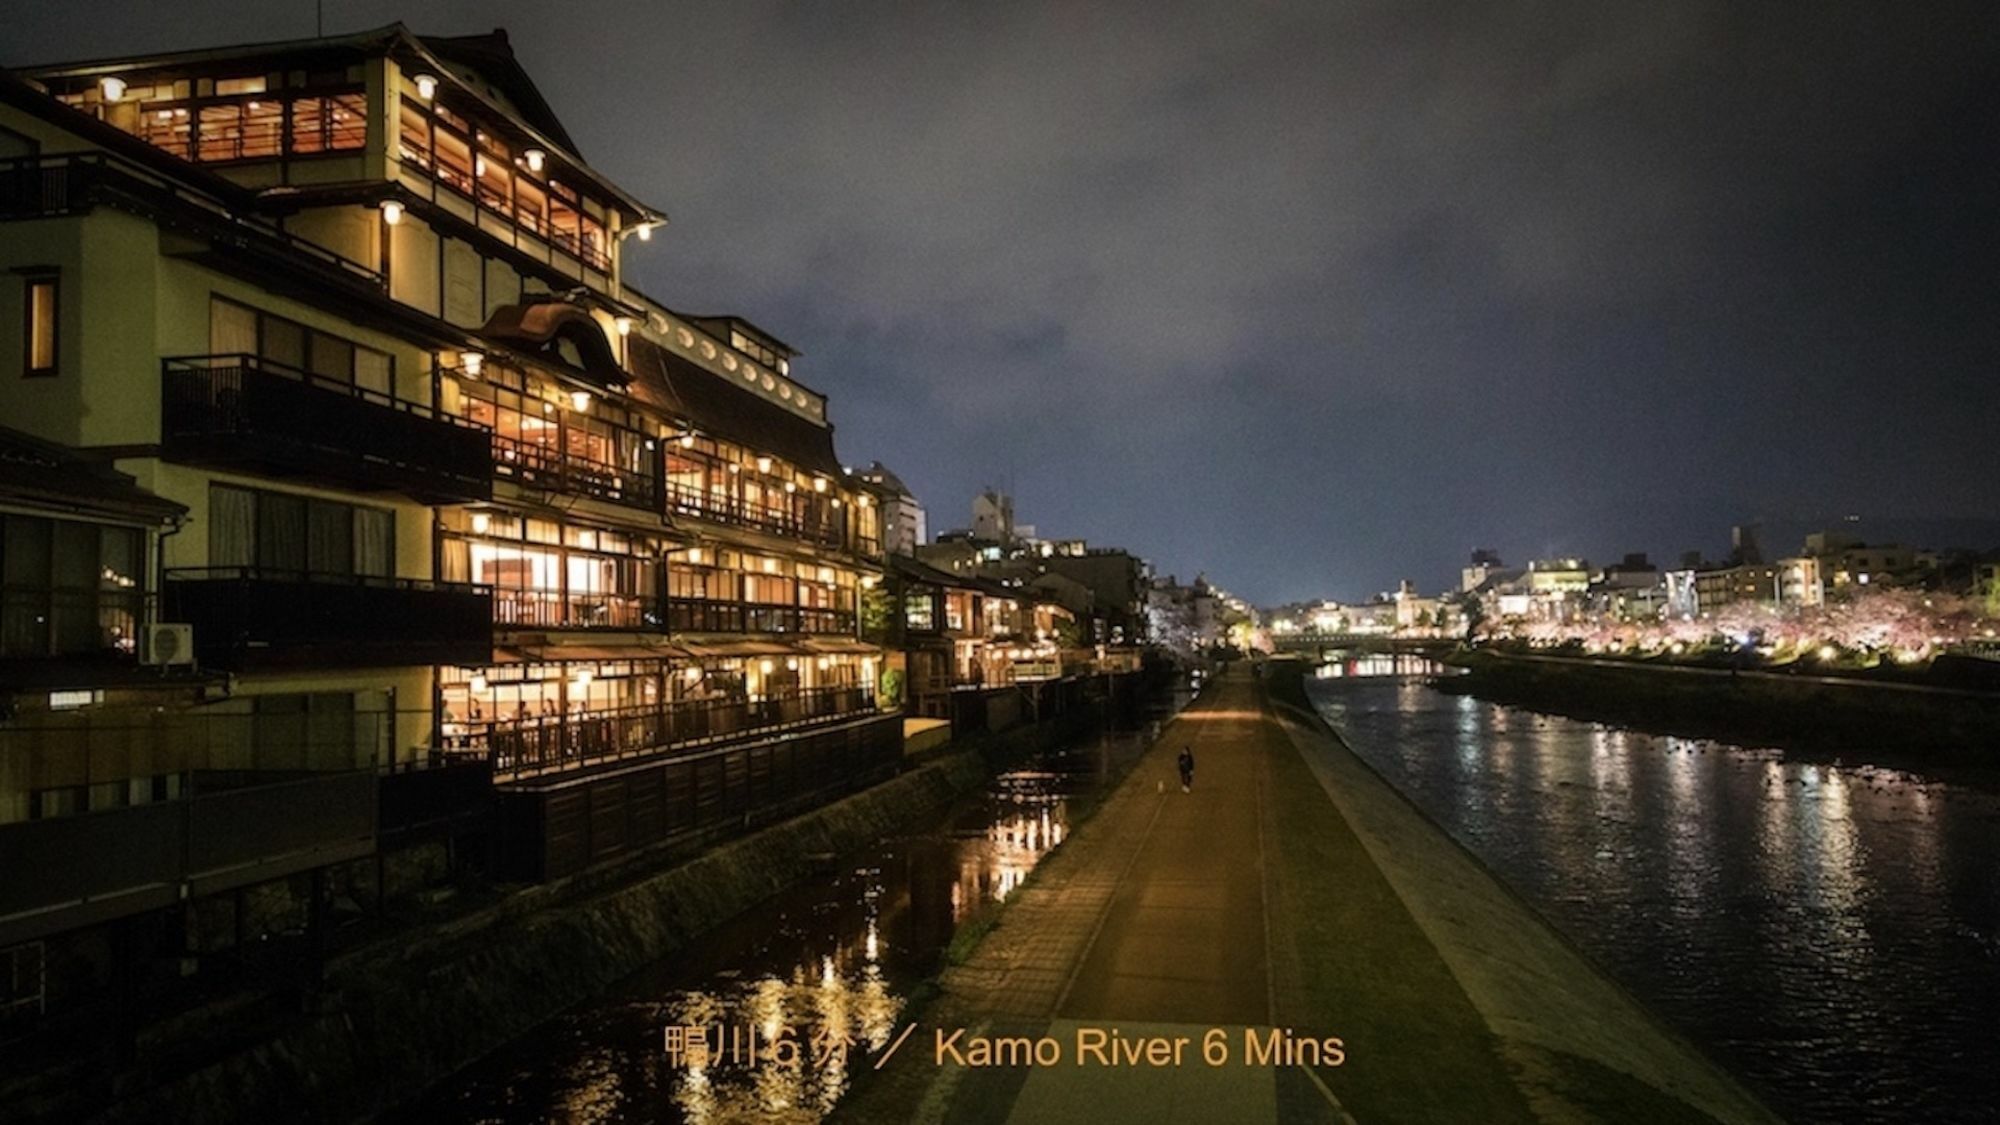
[0,24,896,1005]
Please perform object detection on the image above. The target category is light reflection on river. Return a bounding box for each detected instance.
[1307,660,2000,1125]
[397,688,1183,1125]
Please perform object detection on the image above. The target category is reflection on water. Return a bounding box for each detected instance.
[1313,653,1445,679]
[401,689,1185,1125]
[1308,671,2000,1125]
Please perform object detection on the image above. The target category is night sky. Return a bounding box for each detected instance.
[10,2,2000,603]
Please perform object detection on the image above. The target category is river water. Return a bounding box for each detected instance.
[1305,654,2000,1125]
[395,683,1192,1125]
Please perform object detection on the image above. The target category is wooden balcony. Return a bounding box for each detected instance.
[164,567,493,669]
[161,355,492,503]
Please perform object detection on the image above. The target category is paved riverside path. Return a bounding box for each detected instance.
[836,666,1780,1125]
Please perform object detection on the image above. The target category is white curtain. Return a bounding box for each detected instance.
[208,485,255,569]
[354,508,393,577]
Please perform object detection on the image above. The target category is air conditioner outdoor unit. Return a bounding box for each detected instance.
[142,623,196,666]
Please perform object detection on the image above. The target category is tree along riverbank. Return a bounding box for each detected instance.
[1439,648,2000,765]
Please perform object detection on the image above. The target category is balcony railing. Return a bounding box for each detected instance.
[491,588,661,632]
[665,481,845,546]
[162,355,492,502]
[491,433,660,511]
[165,567,492,668]
[440,685,876,780]
[668,597,855,636]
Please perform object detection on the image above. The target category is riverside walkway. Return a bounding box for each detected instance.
[838,665,1780,1125]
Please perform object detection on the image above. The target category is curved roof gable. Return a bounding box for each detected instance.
[626,336,843,479]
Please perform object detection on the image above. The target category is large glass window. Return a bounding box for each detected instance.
[0,515,144,659]
[462,371,655,507]
[70,73,362,164]
[208,297,393,393]
[289,93,366,154]
[904,588,937,632]
[195,97,282,161]
[396,96,613,268]
[208,485,393,578]
[440,511,659,630]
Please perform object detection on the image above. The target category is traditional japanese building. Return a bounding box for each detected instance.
[0,23,896,1005]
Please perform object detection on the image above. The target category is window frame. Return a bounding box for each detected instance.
[209,296,395,396]
[21,270,58,378]
[208,483,396,580]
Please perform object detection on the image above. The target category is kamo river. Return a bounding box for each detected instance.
[1306,655,2000,1125]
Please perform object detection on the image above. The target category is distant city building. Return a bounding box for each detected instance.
[1587,554,1666,620]
[1462,548,1506,593]
[919,492,1152,646]
[856,461,926,555]
[971,488,1015,545]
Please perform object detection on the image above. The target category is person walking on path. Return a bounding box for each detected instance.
[1177,745,1195,793]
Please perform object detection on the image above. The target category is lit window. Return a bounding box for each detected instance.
[291,94,366,154]
[24,274,57,376]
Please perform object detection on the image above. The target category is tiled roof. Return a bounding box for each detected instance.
[0,426,185,525]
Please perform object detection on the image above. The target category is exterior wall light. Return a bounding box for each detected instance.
[614,316,634,336]
[680,433,696,448]
[813,478,828,493]
[379,199,404,225]
[570,390,592,412]
[461,352,483,377]
[413,73,438,100]
[755,456,772,473]
[637,224,653,241]
[784,481,797,494]
[471,512,490,534]
[687,548,703,564]
[99,76,127,101]
[524,148,546,173]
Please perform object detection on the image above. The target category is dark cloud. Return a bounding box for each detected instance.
[12,1,1999,600]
